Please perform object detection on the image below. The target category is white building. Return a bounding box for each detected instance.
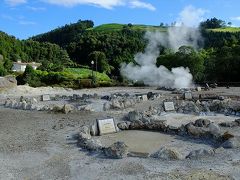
[12,61,41,72]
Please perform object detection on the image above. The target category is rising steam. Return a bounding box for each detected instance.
[121,6,206,88]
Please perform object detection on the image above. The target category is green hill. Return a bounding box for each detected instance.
[208,27,240,32]
[88,23,167,32]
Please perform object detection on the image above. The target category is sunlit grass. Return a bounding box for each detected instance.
[209,27,240,32]
[64,68,111,82]
[87,23,168,32]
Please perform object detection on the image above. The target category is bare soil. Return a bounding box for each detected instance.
[0,86,240,179]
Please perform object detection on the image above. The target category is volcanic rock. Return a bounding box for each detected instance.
[185,123,209,138]
[186,149,215,159]
[128,110,142,122]
[235,119,240,125]
[79,139,103,151]
[194,119,211,127]
[146,121,167,131]
[129,120,145,130]
[177,101,200,114]
[219,121,239,127]
[79,132,91,141]
[111,99,123,109]
[90,123,99,136]
[52,105,64,113]
[208,123,221,137]
[63,104,75,114]
[151,147,182,160]
[221,137,240,149]
[104,142,129,159]
[117,122,130,130]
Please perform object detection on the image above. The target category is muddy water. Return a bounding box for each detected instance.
[97,130,213,156]
[98,131,175,154]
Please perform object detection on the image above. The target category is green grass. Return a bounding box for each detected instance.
[87,23,168,32]
[64,68,111,82]
[208,27,240,32]
[90,24,240,33]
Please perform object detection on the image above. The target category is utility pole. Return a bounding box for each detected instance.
[95,59,97,83]
[91,60,95,86]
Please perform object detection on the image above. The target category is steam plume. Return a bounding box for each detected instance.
[121,6,205,88]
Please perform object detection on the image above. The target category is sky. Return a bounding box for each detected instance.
[1,0,240,39]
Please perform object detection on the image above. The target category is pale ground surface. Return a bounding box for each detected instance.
[0,86,240,180]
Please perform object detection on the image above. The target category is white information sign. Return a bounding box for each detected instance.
[97,118,116,135]
[164,102,175,111]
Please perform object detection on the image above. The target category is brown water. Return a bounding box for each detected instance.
[97,130,214,156]
[97,130,178,154]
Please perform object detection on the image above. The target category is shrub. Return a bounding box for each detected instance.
[98,81,113,87]
[0,63,7,76]
[79,79,93,88]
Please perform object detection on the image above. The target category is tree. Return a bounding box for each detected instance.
[3,58,13,71]
[88,51,113,74]
[200,17,226,29]
[0,63,7,76]
[227,22,232,27]
[177,46,194,55]
[157,46,205,81]
[127,23,133,27]
[23,65,35,83]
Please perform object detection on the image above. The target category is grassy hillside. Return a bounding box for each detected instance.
[64,68,111,82]
[87,23,167,32]
[208,27,240,32]
[90,23,240,33]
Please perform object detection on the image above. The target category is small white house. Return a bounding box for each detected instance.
[12,61,41,72]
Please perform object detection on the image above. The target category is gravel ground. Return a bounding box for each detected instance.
[0,86,240,179]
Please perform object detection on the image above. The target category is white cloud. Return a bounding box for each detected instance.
[5,0,156,10]
[129,0,156,11]
[42,0,155,10]
[5,0,27,6]
[43,0,125,9]
[0,14,14,21]
[19,20,36,25]
[230,16,240,21]
[26,6,46,11]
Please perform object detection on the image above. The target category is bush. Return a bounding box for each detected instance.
[98,81,113,87]
[0,63,7,76]
[79,79,93,88]
[42,72,66,85]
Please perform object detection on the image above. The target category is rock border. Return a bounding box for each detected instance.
[77,116,240,159]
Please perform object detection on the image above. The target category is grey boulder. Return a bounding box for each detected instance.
[151,147,182,160]
[104,141,129,159]
[186,149,215,159]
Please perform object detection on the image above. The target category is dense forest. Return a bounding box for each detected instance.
[32,21,146,77]
[1,18,240,87]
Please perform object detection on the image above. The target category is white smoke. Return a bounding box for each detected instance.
[120,6,206,88]
[168,5,205,51]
